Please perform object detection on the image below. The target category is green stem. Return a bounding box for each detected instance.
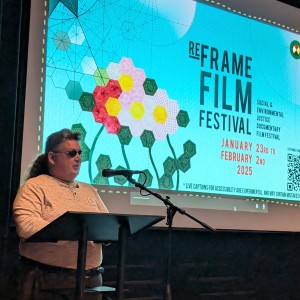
[121,143,130,169]
[88,125,105,183]
[121,143,131,187]
[149,146,160,184]
[167,135,179,190]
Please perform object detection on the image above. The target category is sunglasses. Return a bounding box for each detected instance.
[53,150,82,158]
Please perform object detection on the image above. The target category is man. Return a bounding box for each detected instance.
[13,128,109,299]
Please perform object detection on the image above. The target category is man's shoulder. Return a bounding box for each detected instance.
[24,174,51,185]
[76,180,94,190]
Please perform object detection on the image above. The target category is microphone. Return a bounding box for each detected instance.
[102,168,142,178]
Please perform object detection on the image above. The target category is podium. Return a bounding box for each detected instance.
[27,212,165,300]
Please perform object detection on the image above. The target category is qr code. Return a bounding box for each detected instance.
[287,154,300,191]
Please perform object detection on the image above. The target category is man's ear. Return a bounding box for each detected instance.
[48,152,56,165]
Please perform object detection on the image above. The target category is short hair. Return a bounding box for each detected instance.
[25,129,81,181]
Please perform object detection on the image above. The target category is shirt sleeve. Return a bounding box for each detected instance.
[13,182,50,239]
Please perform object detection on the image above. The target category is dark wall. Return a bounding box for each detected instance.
[278,0,300,9]
[2,226,300,300]
[0,0,30,238]
[101,228,300,300]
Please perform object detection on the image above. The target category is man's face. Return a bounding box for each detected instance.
[48,139,82,182]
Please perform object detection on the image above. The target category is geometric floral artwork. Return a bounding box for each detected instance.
[45,0,197,190]
[72,56,196,189]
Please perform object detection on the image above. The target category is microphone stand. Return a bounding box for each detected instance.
[126,175,216,300]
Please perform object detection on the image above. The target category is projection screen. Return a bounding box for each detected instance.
[22,0,300,231]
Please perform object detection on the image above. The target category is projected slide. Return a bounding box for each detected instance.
[43,0,300,202]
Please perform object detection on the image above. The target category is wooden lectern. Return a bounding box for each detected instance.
[27,212,165,300]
